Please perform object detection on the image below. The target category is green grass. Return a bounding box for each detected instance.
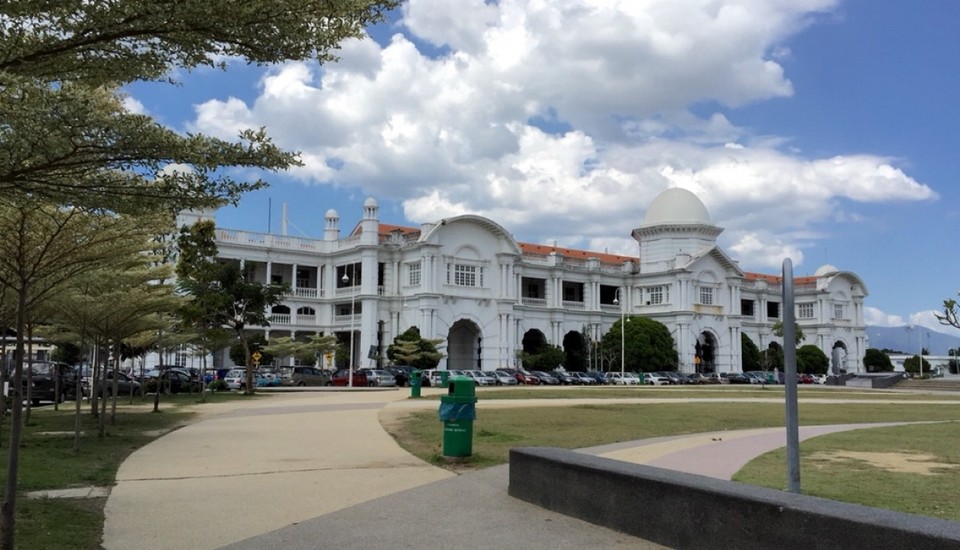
[385,401,960,470]
[0,390,263,549]
[452,385,960,401]
[734,422,960,521]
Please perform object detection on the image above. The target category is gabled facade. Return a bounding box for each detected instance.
[176,189,868,374]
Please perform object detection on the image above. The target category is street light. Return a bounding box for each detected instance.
[342,267,356,388]
[613,288,625,377]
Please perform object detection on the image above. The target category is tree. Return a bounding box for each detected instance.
[386,327,443,370]
[762,342,784,373]
[863,348,894,373]
[796,345,829,374]
[741,333,761,371]
[216,264,288,394]
[262,335,337,366]
[521,345,565,371]
[772,321,805,345]
[903,355,931,376]
[1,1,399,212]
[601,317,677,372]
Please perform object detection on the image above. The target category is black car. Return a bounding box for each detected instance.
[21,362,82,405]
[96,371,142,397]
[386,366,415,387]
[554,371,579,385]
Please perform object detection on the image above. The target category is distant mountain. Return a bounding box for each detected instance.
[866,325,960,355]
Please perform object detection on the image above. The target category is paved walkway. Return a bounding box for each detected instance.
[100,389,948,549]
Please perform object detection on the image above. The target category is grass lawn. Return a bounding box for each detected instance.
[0,390,262,550]
[733,422,960,521]
[464,385,960,401]
[384,399,960,518]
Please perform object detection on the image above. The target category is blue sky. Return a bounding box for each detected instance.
[129,0,960,335]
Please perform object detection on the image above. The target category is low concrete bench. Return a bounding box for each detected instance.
[508,447,960,549]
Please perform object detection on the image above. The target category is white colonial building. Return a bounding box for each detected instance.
[176,188,868,374]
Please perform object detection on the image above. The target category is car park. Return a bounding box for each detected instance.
[496,368,540,385]
[145,367,196,393]
[22,362,81,405]
[532,371,560,385]
[726,372,751,384]
[582,371,608,385]
[572,372,596,385]
[280,366,330,386]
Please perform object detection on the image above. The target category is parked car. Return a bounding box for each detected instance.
[553,370,580,385]
[490,370,519,386]
[259,366,284,386]
[22,362,81,405]
[644,372,670,386]
[604,372,635,385]
[461,370,497,386]
[280,366,330,386]
[97,371,141,397]
[386,366,414,387]
[686,372,709,384]
[223,369,246,390]
[532,371,560,385]
[572,372,597,385]
[582,371,608,385]
[330,369,369,387]
[362,369,398,387]
[496,368,540,385]
[145,367,196,394]
[705,372,727,384]
[799,373,816,384]
[726,372,752,384]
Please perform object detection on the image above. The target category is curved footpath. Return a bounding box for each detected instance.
[102,389,951,550]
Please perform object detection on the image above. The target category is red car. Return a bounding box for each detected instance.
[798,373,815,384]
[330,369,369,387]
[496,368,540,385]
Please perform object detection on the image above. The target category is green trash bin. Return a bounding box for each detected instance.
[438,375,477,458]
[410,369,422,398]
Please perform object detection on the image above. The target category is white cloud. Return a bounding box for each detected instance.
[186,0,936,273]
[864,307,905,327]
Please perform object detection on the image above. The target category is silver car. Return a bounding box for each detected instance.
[490,371,518,386]
[462,370,497,386]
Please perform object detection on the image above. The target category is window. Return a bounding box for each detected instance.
[767,301,780,319]
[454,264,477,287]
[741,299,755,317]
[408,262,421,286]
[834,304,844,320]
[648,286,665,305]
[798,303,814,319]
[699,286,714,305]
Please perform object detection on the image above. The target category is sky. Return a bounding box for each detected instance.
[128,0,960,336]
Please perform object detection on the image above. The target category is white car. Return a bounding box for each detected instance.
[491,371,519,386]
[223,369,246,390]
[604,372,636,385]
[643,373,670,386]
[462,370,497,386]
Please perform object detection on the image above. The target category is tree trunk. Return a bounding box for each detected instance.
[98,348,107,438]
[90,340,99,417]
[110,342,120,425]
[2,286,29,550]
[240,327,254,395]
[23,334,33,426]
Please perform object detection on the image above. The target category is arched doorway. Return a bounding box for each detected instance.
[448,319,481,371]
[695,331,717,373]
[522,329,548,354]
[562,331,587,370]
[831,341,848,375]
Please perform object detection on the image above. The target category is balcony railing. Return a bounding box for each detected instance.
[562,300,586,310]
[599,304,621,313]
[521,297,547,307]
[334,313,360,324]
[293,287,322,299]
[694,304,724,315]
[270,314,291,325]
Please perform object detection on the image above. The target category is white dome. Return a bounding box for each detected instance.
[363,197,378,208]
[642,187,711,226]
[814,264,839,277]
[325,208,339,219]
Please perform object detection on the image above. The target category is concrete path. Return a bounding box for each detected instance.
[101,389,950,549]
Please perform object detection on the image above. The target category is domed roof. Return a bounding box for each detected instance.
[642,187,711,226]
[325,208,339,219]
[814,264,839,277]
[363,197,378,208]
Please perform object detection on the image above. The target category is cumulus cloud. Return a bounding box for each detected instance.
[185,0,936,273]
[864,307,906,327]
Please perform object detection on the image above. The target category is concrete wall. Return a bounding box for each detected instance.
[508,447,960,550]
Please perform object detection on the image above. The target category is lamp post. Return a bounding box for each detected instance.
[342,267,356,388]
[613,288,625,376]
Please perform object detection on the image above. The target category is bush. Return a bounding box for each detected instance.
[208,380,228,392]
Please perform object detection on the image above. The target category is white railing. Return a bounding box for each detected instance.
[270,314,291,325]
[521,297,548,307]
[336,286,359,297]
[294,287,320,299]
[562,300,586,310]
[599,304,620,313]
[296,315,317,326]
[216,229,322,251]
[334,313,360,324]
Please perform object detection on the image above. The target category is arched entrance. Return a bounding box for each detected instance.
[448,319,482,371]
[522,329,548,354]
[831,341,848,375]
[562,331,587,370]
[695,331,717,373]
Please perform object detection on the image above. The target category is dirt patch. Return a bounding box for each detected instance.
[810,451,960,475]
